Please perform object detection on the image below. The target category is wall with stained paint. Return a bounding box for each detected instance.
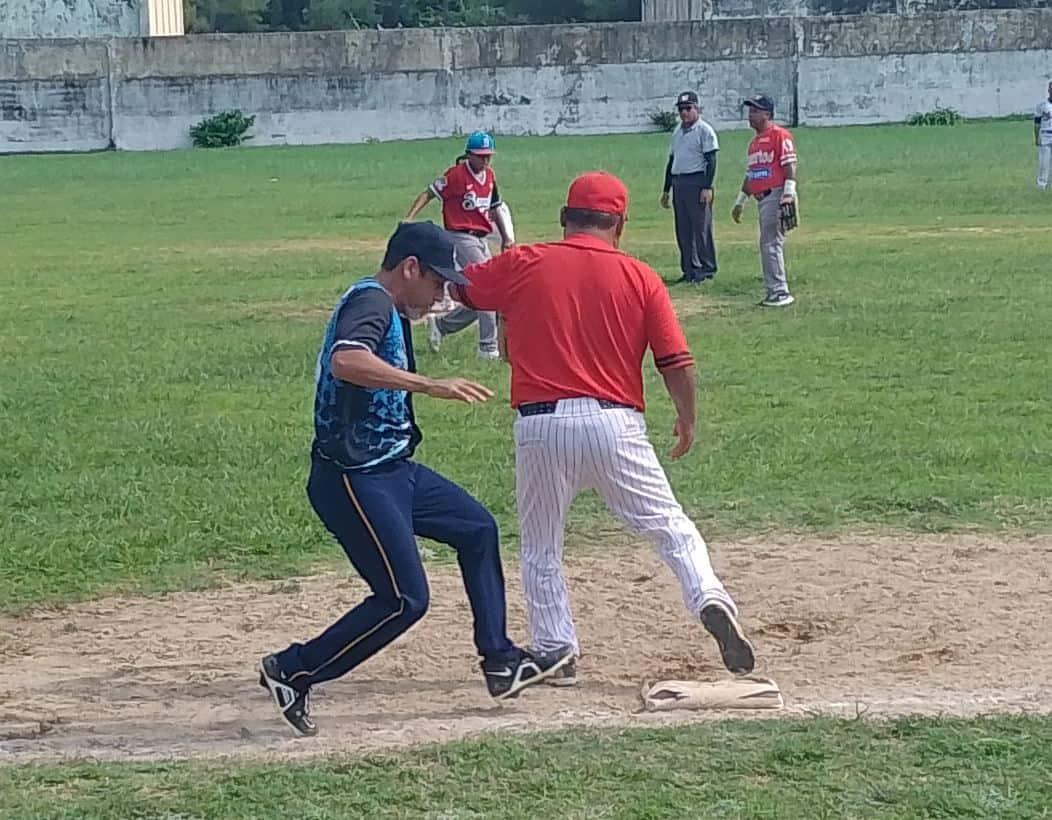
[0,0,144,38]
[1,11,1050,153]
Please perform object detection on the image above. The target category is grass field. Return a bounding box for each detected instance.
[4,716,1052,819]
[1,121,1050,816]
[2,119,1049,613]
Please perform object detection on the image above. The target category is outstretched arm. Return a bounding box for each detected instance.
[405,189,435,221]
[333,348,492,404]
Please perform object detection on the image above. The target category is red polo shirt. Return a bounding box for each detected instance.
[455,234,694,411]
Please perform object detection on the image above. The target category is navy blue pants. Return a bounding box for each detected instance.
[275,456,517,690]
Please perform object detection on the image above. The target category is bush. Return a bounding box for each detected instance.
[907,108,963,127]
[650,109,678,132]
[190,110,257,148]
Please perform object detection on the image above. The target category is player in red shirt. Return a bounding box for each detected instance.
[731,95,799,307]
[450,171,755,686]
[404,131,513,359]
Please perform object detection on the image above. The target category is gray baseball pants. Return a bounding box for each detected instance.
[757,187,790,299]
[438,232,497,354]
[671,173,717,281]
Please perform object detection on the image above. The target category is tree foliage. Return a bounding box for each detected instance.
[183,0,639,32]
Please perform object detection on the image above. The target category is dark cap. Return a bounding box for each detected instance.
[743,95,775,113]
[383,221,470,286]
[676,90,699,108]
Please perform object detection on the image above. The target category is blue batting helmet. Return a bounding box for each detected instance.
[465,131,495,155]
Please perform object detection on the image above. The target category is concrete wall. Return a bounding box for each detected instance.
[0,40,113,151]
[642,0,1050,20]
[0,0,144,39]
[1,10,1051,153]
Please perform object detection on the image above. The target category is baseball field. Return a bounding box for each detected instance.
[2,119,1051,818]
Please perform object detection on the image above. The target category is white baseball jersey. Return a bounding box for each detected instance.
[1037,99,1052,146]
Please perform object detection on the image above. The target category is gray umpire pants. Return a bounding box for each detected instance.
[757,187,790,299]
[671,173,717,281]
[437,232,497,354]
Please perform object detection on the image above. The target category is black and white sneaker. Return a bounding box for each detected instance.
[482,646,574,700]
[258,654,318,736]
[700,602,756,675]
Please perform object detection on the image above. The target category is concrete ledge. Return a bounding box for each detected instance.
[2,10,1052,153]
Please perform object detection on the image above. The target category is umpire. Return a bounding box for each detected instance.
[661,91,720,284]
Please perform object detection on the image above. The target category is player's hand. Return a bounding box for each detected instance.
[501,240,515,252]
[660,192,670,209]
[669,416,695,460]
[425,378,493,404]
[700,188,714,205]
[780,193,795,206]
[731,204,743,224]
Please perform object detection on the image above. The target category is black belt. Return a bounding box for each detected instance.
[755,188,775,200]
[454,228,489,238]
[517,399,634,417]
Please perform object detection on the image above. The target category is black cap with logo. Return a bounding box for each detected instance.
[384,221,470,285]
[743,95,776,113]
[676,90,699,109]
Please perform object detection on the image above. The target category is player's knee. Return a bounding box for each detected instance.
[457,509,500,554]
[399,587,430,624]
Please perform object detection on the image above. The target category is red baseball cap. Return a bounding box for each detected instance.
[565,171,629,216]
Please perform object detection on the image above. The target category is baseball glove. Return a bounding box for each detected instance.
[780,199,798,232]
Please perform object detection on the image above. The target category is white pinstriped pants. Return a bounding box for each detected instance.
[514,398,736,654]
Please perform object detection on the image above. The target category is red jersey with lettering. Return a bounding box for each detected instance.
[429,163,501,234]
[744,124,797,195]
[454,234,694,411]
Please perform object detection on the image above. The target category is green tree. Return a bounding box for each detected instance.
[183,0,269,32]
[265,0,310,29]
[307,0,381,29]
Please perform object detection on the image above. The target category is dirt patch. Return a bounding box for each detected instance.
[0,535,1049,764]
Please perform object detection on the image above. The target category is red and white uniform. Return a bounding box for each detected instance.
[744,124,797,196]
[429,163,501,235]
[456,235,737,654]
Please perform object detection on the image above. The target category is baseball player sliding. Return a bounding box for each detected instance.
[449,172,755,685]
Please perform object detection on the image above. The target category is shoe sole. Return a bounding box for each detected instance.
[258,660,319,737]
[494,650,574,701]
[700,605,756,675]
[545,675,578,688]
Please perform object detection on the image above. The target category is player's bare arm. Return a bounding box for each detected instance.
[404,189,436,221]
[332,348,493,404]
[731,175,750,223]
[489,206,514,250]
[661,365,697,459]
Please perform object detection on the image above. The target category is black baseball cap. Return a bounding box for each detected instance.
[743,95,775,113]
[383,221,470,285]
[676,90,699,108]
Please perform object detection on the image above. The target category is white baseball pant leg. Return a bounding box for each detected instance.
[516,399,735,654]
[1038,144,1051,190]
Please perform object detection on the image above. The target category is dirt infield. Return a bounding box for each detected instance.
[1,535,1049,764]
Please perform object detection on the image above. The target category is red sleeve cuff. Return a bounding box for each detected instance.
[655,352,694,372]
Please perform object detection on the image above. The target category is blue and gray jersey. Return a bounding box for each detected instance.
[312,278,422,471]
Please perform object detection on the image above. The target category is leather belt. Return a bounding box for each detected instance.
[754,188,774,200]
[454,228,489,238]
[517,399,634,417]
